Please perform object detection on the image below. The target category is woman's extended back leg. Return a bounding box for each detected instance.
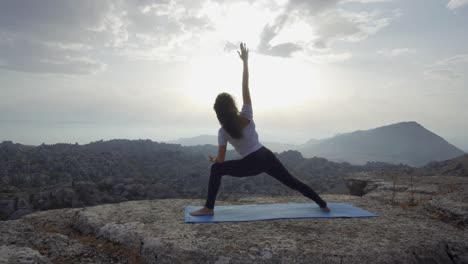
[265,158,327,208]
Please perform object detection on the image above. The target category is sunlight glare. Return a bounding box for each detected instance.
[186,54,239,107]
[186,53,325,112]
[185,1,326,113]
[251,54,324,110]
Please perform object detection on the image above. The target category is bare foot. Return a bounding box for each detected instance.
[190,207,214,216]
[320,206,331,213]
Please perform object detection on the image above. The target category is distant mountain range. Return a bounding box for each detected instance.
[166,135,298,153]
[168,121,465,167]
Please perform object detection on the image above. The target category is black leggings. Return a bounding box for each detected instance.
[205,146,327,209]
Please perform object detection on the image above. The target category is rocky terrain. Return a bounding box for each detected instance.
[0,140,412,220]
[1,172,467,264]
[345,172,468,229]
[0,207,141,264]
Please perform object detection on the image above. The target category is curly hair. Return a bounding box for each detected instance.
[213,93,243,139]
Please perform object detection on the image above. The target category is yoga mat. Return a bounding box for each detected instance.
[184,202,378,223]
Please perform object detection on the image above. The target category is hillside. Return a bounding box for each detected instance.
[422,154,468,177]
[299,121,465,167]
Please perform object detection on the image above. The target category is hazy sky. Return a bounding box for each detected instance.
[0,0,467,150]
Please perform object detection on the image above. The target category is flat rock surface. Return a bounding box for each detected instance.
[2,194,468,263]
[72,195,468,264]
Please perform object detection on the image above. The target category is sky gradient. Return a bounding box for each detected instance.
[1,0,467,151]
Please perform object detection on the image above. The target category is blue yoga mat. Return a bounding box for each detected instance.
[184,202,377,223]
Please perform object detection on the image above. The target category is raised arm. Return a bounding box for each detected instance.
[237,43,251,105]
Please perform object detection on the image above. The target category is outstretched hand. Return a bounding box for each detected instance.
[209,156,217,163]
[237,42,249,62]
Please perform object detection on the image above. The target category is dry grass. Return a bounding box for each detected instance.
[390,172,400,206]
[398,195,430,209]
[438,183,461,195]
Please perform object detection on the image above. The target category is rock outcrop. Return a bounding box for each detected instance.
[1,193,467,263]
[345,173,468,228]
[0,209,141,263]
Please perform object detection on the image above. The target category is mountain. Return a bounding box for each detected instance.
[298,121,465,167]
[167,134,218,146]
[299,138,324,149]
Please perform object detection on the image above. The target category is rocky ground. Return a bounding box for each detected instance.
[0,208,141,264]
[1,187,468,263]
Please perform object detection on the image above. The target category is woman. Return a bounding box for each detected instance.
[190,43,330,216]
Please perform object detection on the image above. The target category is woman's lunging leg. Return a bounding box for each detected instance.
[205,163,224,209]
[204,153,267,209]
[266,158,327,208]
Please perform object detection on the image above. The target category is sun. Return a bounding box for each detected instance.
[185,54,239,107]
[185,52,323,113]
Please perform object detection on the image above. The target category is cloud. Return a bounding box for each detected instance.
[256,0,340,57]
[0,0,401,72]
[226,40,301,59]
[223,41,239,52]
[436,54,468,65]
[0,37,105,74]
[312,9,392,46]
[301,52,353,63]
[342,0,393,3]
[256,0,396,60]
[0,0,214,74]
[266,42,303,57]
[447,0,468,9]
[0,0,113,44]
[0,0,113,74]
[424,54,468,80]
[257,15,304,57]
[377,48,416,57]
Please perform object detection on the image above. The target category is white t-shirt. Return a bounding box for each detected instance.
[218,103,264,158]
